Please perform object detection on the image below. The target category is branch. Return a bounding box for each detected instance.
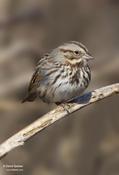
[0,83,119,159]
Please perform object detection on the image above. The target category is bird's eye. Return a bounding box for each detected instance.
[74,51,81,55]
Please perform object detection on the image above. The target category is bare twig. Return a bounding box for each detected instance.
[0,83,119,159]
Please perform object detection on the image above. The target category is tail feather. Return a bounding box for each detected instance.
[22,92,37,103]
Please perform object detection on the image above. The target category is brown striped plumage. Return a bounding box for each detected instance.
[22,41,94,104]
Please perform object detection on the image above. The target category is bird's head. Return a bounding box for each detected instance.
[55,41,94,65]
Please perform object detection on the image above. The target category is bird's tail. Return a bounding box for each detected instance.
[21,92,37,103]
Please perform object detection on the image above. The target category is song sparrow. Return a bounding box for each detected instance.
[22,41,94,104]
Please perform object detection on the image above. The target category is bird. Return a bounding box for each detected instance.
[22,41,94,104]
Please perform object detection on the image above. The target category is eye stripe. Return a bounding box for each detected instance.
[60,48,82,56]
[68,41,88,53]
[60,48,73,53]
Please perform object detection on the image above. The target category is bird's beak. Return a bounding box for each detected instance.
[85,53,94,61]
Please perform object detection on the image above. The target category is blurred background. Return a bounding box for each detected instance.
[0,0,119,175]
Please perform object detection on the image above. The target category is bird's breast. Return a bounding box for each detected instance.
[38,64,91,103]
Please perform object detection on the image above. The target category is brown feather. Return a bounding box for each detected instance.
[28,69,42,92]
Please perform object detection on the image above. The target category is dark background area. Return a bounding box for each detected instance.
[0,0,119,175]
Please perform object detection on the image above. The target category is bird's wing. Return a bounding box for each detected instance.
[28,69,42,92]
[28,54,50,93]
[22,68,42,103]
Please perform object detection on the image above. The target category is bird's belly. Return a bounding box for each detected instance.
[42,76,86,103]
[52,82,85,103]
[38,68,90,103]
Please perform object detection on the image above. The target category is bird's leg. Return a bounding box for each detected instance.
[55,102,71,114]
